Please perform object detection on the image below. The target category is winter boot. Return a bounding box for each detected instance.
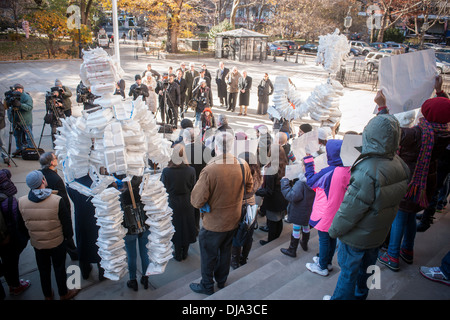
[280,235,300,258]
[300,231,310,251]
[231,246,241,269]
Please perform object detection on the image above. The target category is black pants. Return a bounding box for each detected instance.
[219,93,228,107]
[167,105,178,127]
[198,227,235,290]
[267,219,283,242]
[34,242,68,298]
[228,92,238,111]
[0,243,21,288]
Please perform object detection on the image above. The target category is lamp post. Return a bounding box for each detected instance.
[111,0,121,67]
[344,6,352,34]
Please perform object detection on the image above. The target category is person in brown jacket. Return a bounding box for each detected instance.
[225,67,241,112]
[19,170,80,300]
[189,131,253,295]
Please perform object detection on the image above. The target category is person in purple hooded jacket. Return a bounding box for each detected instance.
[303,139,351,276]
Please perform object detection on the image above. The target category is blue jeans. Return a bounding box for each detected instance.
[13,123,34,151]
[387,209,416,258]
[331,242,379,300]
[124,229,150,280]
[318,230,336,270]
[195,111,201,127]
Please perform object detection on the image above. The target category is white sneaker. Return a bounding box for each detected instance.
[306,262,329,276]
[313,256,333,271]
[323,295,331,300]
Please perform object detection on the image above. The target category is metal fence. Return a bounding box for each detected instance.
[334,58,450,93]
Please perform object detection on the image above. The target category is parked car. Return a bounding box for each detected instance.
[423,42,444,50]
[370,42,388,50]
[299,43,318,54]
[436,57,450,74]
[273,40,298,54]
[267,42,288,56]
[349,40,376,55]
[364,52,391,72]
[350,33,362,40]
[349,47,362,56]
[97,33,109,48]
[378,48,396,54]
[384,42,407,53]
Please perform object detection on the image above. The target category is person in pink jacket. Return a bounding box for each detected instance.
[303,139,351,276]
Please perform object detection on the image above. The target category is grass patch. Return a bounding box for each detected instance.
[0,37,79,61]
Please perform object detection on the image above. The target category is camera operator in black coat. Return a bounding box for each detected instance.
[76,81,100,111]
[157,73,180,128]
[129,74,149,102]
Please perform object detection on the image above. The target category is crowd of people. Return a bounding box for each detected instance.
[124,61,274,131]
[1,64,449,301]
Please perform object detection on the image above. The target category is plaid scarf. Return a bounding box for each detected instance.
[405,118,449,207]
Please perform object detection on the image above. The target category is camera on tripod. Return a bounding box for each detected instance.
[44,88,65,125]
[4,87,22,109]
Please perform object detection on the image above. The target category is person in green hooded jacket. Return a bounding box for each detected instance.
[325,113,410,300]
[7,84,34,157]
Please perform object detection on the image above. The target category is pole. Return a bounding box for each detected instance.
[112,0,121,67]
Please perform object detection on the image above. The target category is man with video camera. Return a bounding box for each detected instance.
[54,79,73,117]
[5,84,34,157]
[45,85,66,145]
[129,74,149,102]
[76,81,100,111]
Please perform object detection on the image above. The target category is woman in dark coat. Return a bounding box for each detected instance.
[66,175,104,280]
[257,73,274,115]
[161,144,197,261]
[255,144,289,245]
[238,71,252,116]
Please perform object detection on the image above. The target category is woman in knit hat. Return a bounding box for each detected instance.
[375,88,450,272]
[200,107,215,141]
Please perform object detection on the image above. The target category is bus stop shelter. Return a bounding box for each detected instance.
[215,28,268,61]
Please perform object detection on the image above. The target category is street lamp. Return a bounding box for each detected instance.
[344,7,352,33]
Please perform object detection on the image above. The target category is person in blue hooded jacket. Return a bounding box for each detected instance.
[303,139,351,276]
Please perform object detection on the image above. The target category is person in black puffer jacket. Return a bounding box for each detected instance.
[256,144,289,245]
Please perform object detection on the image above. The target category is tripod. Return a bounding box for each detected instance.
[8,107,42,160]
[38,98,66,148]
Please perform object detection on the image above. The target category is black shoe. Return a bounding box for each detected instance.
[98,265,106,281]
[127,279,138,291]
[140,276,149,289]
[12,150,22,158]
[217,282,225,289]
[260,240,269,246]
[80,263,92,280]
[189,283,213,295]
[259,225,269,232]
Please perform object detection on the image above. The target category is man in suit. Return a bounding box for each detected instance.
[184,63,199,107]
[215,61,229,108]
[175,69,187,118]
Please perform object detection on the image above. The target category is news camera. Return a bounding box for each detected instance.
[4,87,22,109]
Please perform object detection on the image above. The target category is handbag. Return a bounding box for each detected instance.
[234,160,258,247]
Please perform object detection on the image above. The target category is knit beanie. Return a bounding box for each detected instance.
[26,170,44,190]
[421,97,450,124]
[55,79,62,86]
[0,169,17,196]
